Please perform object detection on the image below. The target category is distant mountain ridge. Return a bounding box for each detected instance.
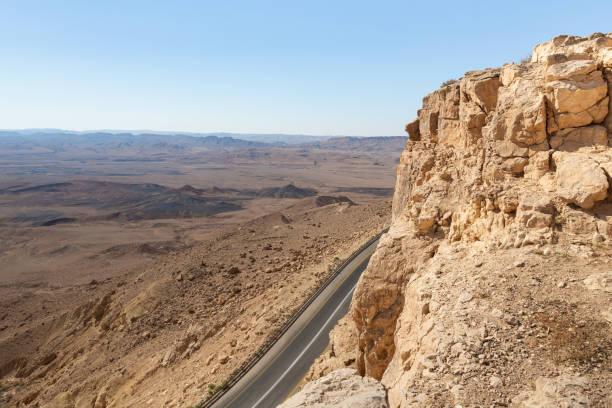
[0,131,268,151]
[0,130,407,156]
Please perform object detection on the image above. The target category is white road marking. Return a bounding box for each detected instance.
[250,281,358,408]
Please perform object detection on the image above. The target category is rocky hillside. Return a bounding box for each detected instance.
[294,33,612,407]
[0,196,390,407]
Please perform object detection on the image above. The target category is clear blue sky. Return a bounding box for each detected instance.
[1,1,610,136]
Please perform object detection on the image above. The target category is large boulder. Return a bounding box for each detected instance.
[547,71,607,115]
[485,76,548,146]
[462,69,501,113]
[553,151,609,209]
[604,70,612,132]
[404,118,420,141]
[549,125,608,151]
[545,58,597,82]
[277,368,388,408]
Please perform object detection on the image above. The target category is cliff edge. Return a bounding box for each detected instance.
[295,33,612,407]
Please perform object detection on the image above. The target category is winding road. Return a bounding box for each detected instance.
[208,237,379,408]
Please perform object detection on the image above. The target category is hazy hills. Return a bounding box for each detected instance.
[0,130,407,155]
[0,181,323,224]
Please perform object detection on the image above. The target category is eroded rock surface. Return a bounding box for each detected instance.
[302,33,612,408]
[278,368,388,408]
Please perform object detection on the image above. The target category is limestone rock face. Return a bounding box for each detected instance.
[487,75,547,146]
[277,368,388,408]
[553,151,609,209]
[304,33,612,408]
[549,125,608,151]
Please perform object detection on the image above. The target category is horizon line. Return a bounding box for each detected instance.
[0,128,406,138]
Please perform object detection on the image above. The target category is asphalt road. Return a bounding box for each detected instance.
[209,238,378,408]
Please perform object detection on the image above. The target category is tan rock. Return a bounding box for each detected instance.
[502,157,528,175]
[514,374,589,407]
[486,77,547,146]
[583,272,612,292]
[418,109,439,142]
[416,206,438,234]
[549,125,608,151]
[437,118,462,147]
[278,368,388,408]
[459,101,487,130]
[404,118,420,141]
[553,151,609,209]
[553,95,609,130]
[495,140,529,158]
[352,233,415,380]
[548,70,607,114]
[524,151,550,180]
[596,219,612,239]
[500,63,523,86]
[315,32,612,408]
[532,33,612,64]
[545,59,597,81]
[462,69,500,113]
[604,71,612,132]
[517,194,554,229]
[587,95,609,123]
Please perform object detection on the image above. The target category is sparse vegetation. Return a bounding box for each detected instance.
[441,78,458,87]
[520,53,532,64]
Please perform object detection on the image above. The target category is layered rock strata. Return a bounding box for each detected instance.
[298,33,612,408]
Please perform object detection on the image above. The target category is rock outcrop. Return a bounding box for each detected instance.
[278,368,388,408]
[301,33,612,408]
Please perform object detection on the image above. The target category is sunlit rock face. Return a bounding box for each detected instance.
[304,33,612,408]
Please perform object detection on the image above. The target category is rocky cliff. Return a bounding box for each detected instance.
[294,33,612,407]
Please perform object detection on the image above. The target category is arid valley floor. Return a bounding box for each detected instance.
[0,133,400,406]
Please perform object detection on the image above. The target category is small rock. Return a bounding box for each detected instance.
[489,376,503,387]
[459,293,473,303]
[421,303,430,315]
[218,354,229,364]
[504,314,517,325]
[558,281,566,288]
[205,354,216,366]
[514,261,525,268]
[40,352,57,366]
[175,273,183,282]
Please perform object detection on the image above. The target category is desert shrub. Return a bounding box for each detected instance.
[520,53,532,64]
[441,79,457,87]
